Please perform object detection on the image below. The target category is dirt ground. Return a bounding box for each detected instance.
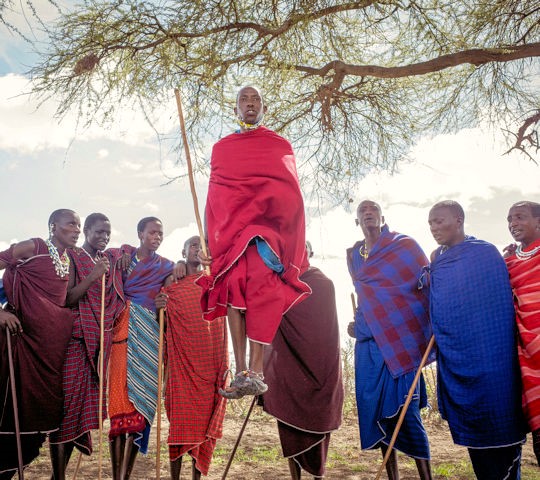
[24,404,540,480]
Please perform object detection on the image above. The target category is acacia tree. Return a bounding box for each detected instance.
[31,0,540,202]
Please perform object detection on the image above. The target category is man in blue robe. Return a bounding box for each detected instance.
[427,200,526,479]
[347,200,433,480]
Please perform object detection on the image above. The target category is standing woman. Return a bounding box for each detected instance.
[108,217,175,480]
[49,213,125,479]
[0,209,80,478]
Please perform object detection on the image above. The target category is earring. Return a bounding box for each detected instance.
[49,224,54,239]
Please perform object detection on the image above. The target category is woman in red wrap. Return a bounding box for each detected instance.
[197,86,311,399]
[505,200,540,465]
[0,209,80,478]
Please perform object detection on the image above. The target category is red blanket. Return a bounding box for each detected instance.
[506,238,540,430]
[197,126,311,337]
[164,274,228,475]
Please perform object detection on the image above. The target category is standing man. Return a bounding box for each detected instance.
[427,200,526,479]
[49,213,125,479]
[0,209,80,478]
[156,236,228,480]
[505,201,540,465]
[346,200,433,480]
[262,250,344,479]
[196,85,311,399]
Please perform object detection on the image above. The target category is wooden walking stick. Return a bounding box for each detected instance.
[375,335,436,480]
[174,88,210,275]
[155,308,165,479]
[6,327,24,480]
[97,273,106,480]
[71,451,83,480]
[221,395,257,480]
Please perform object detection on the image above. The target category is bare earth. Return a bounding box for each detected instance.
[25,403,540,480]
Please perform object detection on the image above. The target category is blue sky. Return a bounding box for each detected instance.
[2,1,540,335]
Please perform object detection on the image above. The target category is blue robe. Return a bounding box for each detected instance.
[429,238,526,448]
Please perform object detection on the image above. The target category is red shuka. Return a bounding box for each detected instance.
[506,238,540,430]
[196,126,311,343]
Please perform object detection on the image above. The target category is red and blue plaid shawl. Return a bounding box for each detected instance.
[347,225,433,377]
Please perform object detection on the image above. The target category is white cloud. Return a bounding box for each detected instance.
[0,74,176,153]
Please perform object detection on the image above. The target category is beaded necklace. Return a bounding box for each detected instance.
[81,247,97,264]
[237,117,264,131]
[515,243,540,260]
[45,239,70,278]
[359,244,369,260]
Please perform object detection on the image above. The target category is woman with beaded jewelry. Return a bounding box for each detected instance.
[0,209,80,479]
[505,201,540,466]
[49,213,126,480]
[107,217,175,480]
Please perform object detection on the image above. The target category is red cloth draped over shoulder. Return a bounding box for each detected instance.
[196,126,310,321]
[506,238,540,430]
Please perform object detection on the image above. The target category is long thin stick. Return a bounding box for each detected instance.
[6,328,24,480]
[375,335,436,480]
[97,273,106,480]
[72,451,83,480]
[221,396,257,480]
[350,292,356,313]
[155,308,165,480]
[174,88,210,275]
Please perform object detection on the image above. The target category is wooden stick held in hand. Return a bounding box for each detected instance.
[97,273,106,480]
[375,335,436,480]
[174,88,210,275]
[155,308,166,479]
[6,328,24,480]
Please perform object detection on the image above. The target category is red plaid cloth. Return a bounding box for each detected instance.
[506,238,540,430]
[164,273,228,475]
[50,248,125,453]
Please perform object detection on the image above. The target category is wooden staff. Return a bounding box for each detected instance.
[350,292,356,313]
[155,308,165,479]
[174,88,210,275]
[71,451,83,480]
[375,335,436,480]
[6,327,24,479]
[97,273,106,480]
[221,395,257,480]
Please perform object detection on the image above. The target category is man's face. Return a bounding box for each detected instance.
[52,212,81,248]
[138,221,163,251]
[234,86,267,124]
[355,201,383,232]
[428,207,462,247]
[507,205,540,246]
[182,236,201,263]
[85,220,111,252]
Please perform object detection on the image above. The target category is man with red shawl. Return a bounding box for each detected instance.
[0,209,80,478]
[48,213,125,479]
[156,235,228,480]
[505,200,540,465]
[197,86,310,399]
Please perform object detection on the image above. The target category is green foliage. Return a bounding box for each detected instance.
[26,0,540,201]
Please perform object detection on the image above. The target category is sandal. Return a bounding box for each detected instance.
[219,370,268,399]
